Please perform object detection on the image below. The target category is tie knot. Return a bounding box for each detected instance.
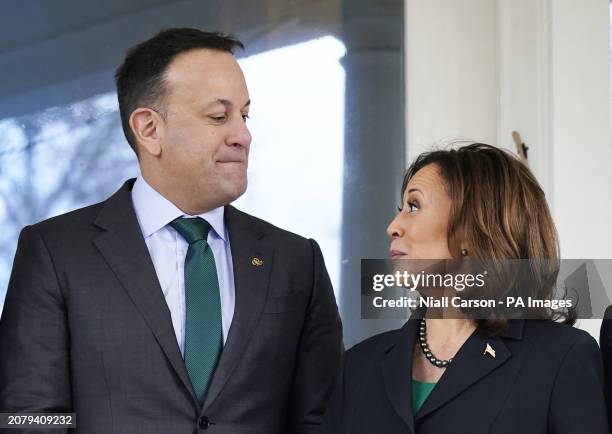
[170,217,212,244]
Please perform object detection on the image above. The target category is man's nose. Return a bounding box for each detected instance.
[226,115,252,149]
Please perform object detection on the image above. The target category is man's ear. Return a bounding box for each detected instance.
[129,107,164,157]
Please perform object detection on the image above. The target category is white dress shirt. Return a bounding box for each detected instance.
[131,175,235,354]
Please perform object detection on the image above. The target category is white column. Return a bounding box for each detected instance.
[548,0,612,260]
[496,0,554,202]
[405,0,498,162]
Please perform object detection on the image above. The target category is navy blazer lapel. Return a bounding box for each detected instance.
[416,320,524,421]
[92,180,199,410]
[202,205,273,411]
[380,320,418,434]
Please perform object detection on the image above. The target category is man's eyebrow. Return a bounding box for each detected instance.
[203,99,251,110]
[407,188,423,195]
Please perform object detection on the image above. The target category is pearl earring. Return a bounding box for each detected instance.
[461,249,468,257]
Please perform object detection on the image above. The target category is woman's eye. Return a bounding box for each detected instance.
[210,115,226,121]
[242,113,250,121]
[397,202,419,213]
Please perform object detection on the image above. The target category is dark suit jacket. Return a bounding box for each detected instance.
[320,318,608,434]
[600,305,612,434]
[0,179,343,434]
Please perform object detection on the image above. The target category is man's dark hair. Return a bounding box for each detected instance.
[114,28,244,155]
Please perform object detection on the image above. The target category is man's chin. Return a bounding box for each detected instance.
[223,180,248,204]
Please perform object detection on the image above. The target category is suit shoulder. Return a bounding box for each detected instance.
[525,320,592,339]
[34,201,104,229]
[28,200,105,238]
[345,328,400,363]
[337,327,408,386]
[228,206,310,244]
[523,320,597,354]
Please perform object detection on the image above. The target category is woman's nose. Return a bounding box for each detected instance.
[386,215,403,239]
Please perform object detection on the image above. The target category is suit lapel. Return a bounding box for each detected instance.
[380,320,418,434]
[202,205,273,411]
[415,321,524,420]
[92,180,199,409]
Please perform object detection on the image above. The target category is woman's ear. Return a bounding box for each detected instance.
[129,107,164,157]
[451,226,470,258]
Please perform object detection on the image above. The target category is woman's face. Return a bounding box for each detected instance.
[387,163,454,260]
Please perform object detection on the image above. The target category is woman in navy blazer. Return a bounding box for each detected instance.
[321,144,608,434]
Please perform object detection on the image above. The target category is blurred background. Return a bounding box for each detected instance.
[0,0,610,347]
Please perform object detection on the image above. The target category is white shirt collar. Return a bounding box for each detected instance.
[131,175,227,242]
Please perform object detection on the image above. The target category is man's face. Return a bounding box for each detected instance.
[157,48,251,211]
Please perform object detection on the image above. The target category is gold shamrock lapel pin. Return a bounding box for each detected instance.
[484,343,496,358]
[251,257,264,267]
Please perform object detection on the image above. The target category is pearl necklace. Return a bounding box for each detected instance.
[418,319,453,368]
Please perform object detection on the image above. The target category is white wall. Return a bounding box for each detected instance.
[405,0,498,159]
[550,0,612,260]
[405,0,612,340]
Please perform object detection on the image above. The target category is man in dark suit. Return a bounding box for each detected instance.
[0,28,343,434]
[600,306,612,434]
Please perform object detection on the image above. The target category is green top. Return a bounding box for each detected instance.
[411,379,436,414]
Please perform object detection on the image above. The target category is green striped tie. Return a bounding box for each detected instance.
[170,217,222,405]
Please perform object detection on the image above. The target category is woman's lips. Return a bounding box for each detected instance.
[390,250,406,260]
